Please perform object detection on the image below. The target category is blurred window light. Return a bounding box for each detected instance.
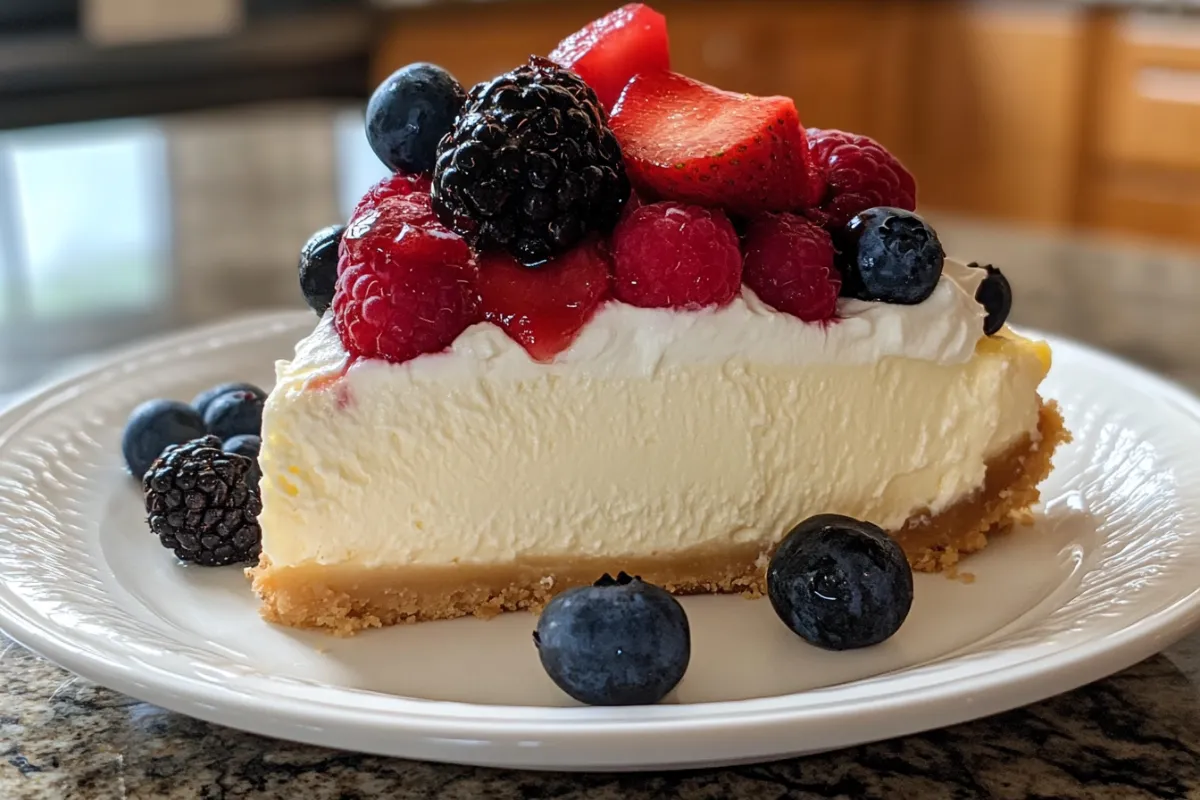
[1,119,170,321]
[333,106,389,219]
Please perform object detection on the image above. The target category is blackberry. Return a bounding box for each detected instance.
[143,435,262,566]
[432,56,630,267]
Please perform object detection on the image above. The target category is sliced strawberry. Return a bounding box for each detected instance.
[478,238,612,362]
[610,71,821,215]
[549,3,670,113]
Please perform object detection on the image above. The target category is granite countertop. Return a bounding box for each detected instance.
[5,218,1200,798]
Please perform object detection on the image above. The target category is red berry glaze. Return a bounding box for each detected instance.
[352,171,433,217]
[742,213,840,323]
[610,71,821,215]
[611,201,742,309]
[806,129,916,230]
[333,222,478,364]
[549,3,670,112]
[478,238,611,362]
[341,191,440,267]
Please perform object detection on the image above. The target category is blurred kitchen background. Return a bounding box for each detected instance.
[3,0,1200,394]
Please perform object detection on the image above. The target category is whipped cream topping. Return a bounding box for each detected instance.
[284,258,987,389]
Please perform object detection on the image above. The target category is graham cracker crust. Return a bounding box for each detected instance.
[249,401,1069,635]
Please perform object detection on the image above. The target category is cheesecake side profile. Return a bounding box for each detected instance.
[249,4,1068,633]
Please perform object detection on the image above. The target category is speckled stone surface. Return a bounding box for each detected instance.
[5,217,1200,799]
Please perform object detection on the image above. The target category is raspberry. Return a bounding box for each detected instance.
[478,238,611,362]
[806,129,916,230]
[742,213,840,323]
[340,191,440,269]
[333,223,479,364]
[611,201,742,309]
[352,171,433,218]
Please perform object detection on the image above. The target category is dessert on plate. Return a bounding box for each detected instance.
[247,4,1069,633]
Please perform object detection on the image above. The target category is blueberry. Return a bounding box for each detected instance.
[222,434,261,460]
[970,262,1012,336]
[299,225,343,315]
[121,399,207,478]
[367,63,466,174]
[202,390,264,441]
[223,435,262,488]
[837,207,945,304]
[191,382,267,417]
[767,514,914,651]
[534,572,690,705]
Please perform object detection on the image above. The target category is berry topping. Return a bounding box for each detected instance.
[534,572,690,705]
[366,63,466,174]
[549,3,671,112]
[191,382,267,417]
[806,129,917,231]
[432,57,630,267]
[611,201,741,309]
[970,262,1012,336]
[352,171,433,218]
[478,238,611,362]
[299,224,343,315]
[121,399,208,478]
[609,71,820,215]
[202,390,264,441]
[333,224,479,364]
[144,436,262,566]
[837,207,944,305]
[767,514,913,651]
[742,213,840,323]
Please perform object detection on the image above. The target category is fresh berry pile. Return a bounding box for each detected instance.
[122,380,269,566]
[296,2,1008,369]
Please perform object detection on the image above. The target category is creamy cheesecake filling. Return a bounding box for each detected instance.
[257,259,1046,572]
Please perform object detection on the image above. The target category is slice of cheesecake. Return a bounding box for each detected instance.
[249,261,1066,633]
[249,8,1068,634]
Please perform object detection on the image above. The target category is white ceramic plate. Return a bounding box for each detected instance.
[1,312,1199,771]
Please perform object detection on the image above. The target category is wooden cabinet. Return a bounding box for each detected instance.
[371,1,1200,248]
[371,1,611,89]
[1081,11,1200,244]
[906,3,1089,228]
